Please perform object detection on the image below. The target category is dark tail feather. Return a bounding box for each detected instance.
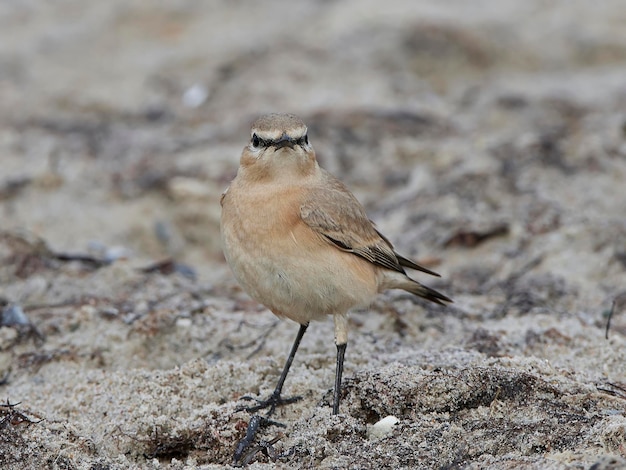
[401,279,452,305]
[396,253,441,278]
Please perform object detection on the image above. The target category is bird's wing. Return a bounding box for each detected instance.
[300,171,439,277]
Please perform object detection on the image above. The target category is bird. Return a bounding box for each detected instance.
[220,113,451,416]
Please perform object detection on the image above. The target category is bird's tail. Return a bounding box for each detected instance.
[398,278,452,305]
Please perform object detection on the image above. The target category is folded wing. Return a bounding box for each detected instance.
[300,170,440,278]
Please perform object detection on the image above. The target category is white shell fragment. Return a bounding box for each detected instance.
[367,415,400,440]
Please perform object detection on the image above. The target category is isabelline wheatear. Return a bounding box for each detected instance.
[221,113,451,416]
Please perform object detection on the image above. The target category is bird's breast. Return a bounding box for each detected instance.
[221,180,378,320]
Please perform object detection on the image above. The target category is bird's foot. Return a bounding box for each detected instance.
[233,415,288,466]
[236,392,302,415]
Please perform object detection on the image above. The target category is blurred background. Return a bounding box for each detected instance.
[2,0,625,286]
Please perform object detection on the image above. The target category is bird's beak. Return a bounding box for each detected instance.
[273,133,295,149]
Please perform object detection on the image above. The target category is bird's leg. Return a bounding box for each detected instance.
[238,322,308,415]
[234,324,308,464]
[333,342,347,415]
[332,313,349,414]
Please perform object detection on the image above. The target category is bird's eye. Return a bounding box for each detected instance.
[251,134,260,148]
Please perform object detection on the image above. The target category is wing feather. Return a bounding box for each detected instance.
[300,170,439,277]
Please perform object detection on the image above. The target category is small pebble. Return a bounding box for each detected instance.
[182,84,209,108]
[176,317,192,328]
[367,415,399,440]
[1,303,30,326]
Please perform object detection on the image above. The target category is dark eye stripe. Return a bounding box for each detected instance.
[251,134,268,148]
[294,135,309,146]
[251,133,308,148]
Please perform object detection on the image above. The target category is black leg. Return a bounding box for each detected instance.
[333,342,347,415]
[233,323,309,465]
[238,322,309,416]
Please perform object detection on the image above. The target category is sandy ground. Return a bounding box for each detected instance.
[1,1,626,468]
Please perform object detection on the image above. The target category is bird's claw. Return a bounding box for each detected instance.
[236,393,302,414]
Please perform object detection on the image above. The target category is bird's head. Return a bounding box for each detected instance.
[240,113,318,181]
